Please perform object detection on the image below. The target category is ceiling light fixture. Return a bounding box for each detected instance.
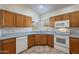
[39,5,44,8]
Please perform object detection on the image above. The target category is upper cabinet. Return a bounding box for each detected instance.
[26,16,32,27]
[49,11,79,27]
[55,14,70,21]
[49,17,55,27]
[0,10,16,27]
[54,15,63,21]
[0,9,32,27]
[16,14,26,27]
[70,11,79,27]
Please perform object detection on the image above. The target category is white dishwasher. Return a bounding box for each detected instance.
[16,36,28,54]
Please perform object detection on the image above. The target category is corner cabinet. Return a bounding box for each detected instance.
[28,34,54,48]
[70,37,79,54]
[0,10,16,27]
[49,17,55,27]
[28,35,35,48]
[47,35,54,47]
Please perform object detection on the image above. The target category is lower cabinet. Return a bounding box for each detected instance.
[41,34,47,45]
[28,34,54,48]
[34,34,48,46]
[0,40,2,54]
[28,35,35,48]
[2,38,16,54]
[70,37,79,54]
[47,35,54,47]
[35,34,42,45]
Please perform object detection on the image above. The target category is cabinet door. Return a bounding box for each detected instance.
[55,15,63,21]
[0,10,3,27]
[62,14,70,20]
[26,16,32,27]
[70,37,79,54]
[49,17,55,27]
[55,14,70,21]
[70,12,79,27]
[41,35,47,45]
[28,35,35,48]
[47,35,54,47]
[0,40,2,54]
[3,38,16,54]
[35,34,42,45]
[2,10,15,27]
[16,14,26,27]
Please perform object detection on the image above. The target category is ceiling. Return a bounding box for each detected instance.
[25,4,73,15]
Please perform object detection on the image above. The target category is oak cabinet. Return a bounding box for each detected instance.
[49,17,55,27]
[47,35,54,47]
[41,35,47,45]
[55,14,70,21]
[70,37,79,54]
[35,34,48,45]
[50,11,79,27]
[28,35,35,48]
[16,15,32,27]
[61,14,70,20]
[28,34,54,48]
[0,10,16,27]
[2,38,16,54]
[26,16,32,27]
[70,11,79,27]
[0,40,2,54]
[55,15,63,21]
[35,34,42,45]
[16,14,26,27]
[0,9,32,27]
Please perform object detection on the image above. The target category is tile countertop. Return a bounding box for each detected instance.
[0,31,55,40]
[0,30,79,40]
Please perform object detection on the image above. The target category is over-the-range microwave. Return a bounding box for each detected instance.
[55,20,70,27]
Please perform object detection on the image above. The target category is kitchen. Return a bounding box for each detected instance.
[0,4,79,54]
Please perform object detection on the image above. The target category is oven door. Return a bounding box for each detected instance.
[54,35,69,48]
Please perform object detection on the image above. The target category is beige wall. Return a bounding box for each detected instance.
[41,4,79,20]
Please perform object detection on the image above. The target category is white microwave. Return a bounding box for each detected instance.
[55,20,70,27]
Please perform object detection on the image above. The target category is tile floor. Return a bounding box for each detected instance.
[21,46,66,54]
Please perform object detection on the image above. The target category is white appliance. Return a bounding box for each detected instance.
[54,20,70,53]
[55,20,69,27]
[16,36,28,54]
[54,35,69,53]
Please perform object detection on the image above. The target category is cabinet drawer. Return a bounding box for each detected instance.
[3,38,16,44]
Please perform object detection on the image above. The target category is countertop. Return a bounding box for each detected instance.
[0,31,55,40]
[0,30,79,40]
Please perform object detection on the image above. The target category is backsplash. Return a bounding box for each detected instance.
[70,27,79,34]
[0,27,32,34]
